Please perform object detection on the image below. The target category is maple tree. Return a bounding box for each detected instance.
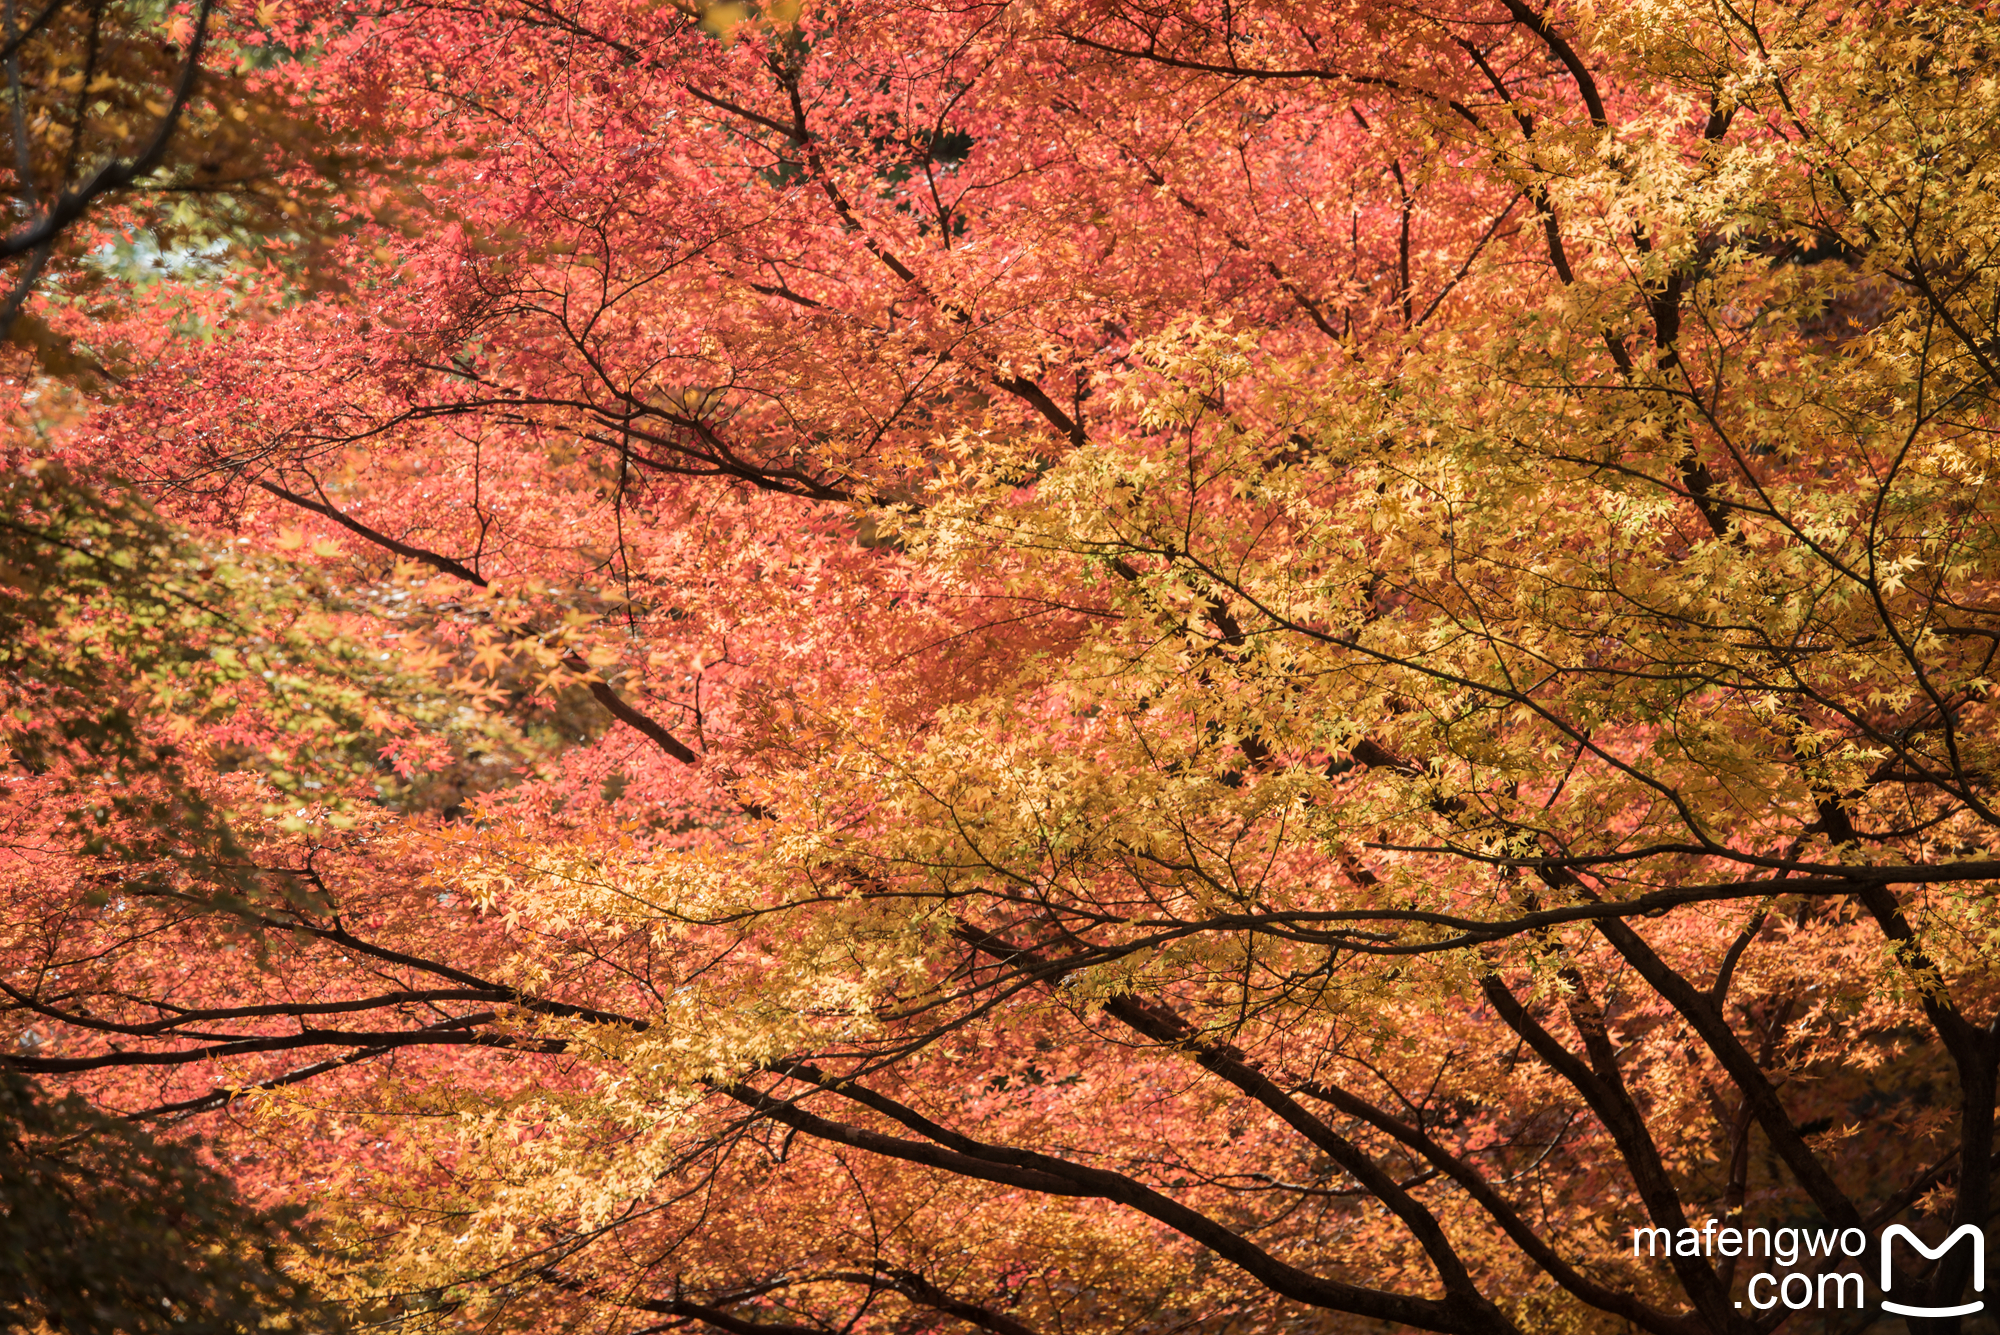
[8,0,2000,1333]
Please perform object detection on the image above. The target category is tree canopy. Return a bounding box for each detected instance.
[8,1,2000,1333]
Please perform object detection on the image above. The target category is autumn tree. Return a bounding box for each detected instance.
[9,1,2000,1334]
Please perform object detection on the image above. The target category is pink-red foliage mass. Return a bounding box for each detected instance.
[7,2,2000,1334]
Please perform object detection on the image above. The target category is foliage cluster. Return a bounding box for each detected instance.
[10,2,2000,1335]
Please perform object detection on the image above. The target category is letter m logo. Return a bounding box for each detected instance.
[1881,1225,1986,1318]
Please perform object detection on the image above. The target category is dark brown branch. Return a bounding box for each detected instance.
[5,1012,565,1074]
[564,653,701,765]
[253,476,704,766]
[255,479,489,586]
[1497,0,1608,128]
[1588,912,1862,1230]
[0,0,216,257]
[1480,974,1738,1331]
[951,931,1492,1311]
[722,1077,1509,1335]
[1059,33,1483,127]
